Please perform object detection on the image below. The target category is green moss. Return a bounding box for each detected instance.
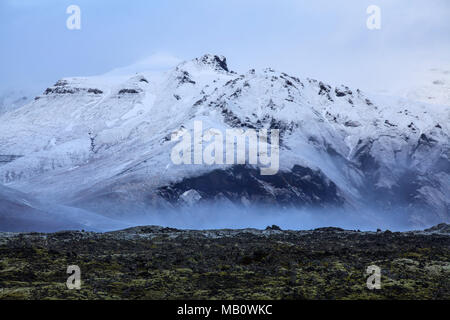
[0,228,448,300]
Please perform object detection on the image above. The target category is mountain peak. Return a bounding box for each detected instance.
[195,54,229,72]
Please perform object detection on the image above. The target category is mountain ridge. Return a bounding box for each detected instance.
[0,54,448,230]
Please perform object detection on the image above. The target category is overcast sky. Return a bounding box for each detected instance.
[1,0,449,94]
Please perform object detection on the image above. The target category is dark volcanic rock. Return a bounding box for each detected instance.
[0,225,448,300]
[43,80,103,96]
[158,165,344,207]
[118,89,141,95]
[198,54,229,72]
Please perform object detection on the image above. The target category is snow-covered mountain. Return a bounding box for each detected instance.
[0,184,127,232]
[0,90,33,115]
[0,54,448,229]
[396,67,450,107]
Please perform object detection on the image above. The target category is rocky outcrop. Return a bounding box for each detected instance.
[158,165,344,208]
[0,224,448,299]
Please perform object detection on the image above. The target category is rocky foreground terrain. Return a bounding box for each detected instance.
[0,223,449,300]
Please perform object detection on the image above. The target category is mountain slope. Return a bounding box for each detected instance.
[0,54,448,227]
[0,90,33,115]
[0,185,127,232]
[397,67,450,107]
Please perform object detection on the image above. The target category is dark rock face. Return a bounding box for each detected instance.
[318,82,331,95]
[0,155,23,166]
[87,88,103,94]
[344,120,361,127]
[118,89,141,95]
[43,80,103,95]
[198,54,229,72]
[44,87,79,95]
[176,70,196,85]
[214,56,229,72]
[158,165,344,207]
[335,86,353,97]
[265,225,282,231]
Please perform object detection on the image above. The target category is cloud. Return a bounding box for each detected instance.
[0,0,448,94]
[104,52,182,76]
